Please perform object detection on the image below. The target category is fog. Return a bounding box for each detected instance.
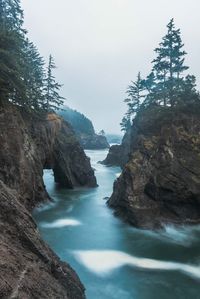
[21,0,200,133]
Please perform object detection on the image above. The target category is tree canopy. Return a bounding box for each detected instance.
[121,19,199,132]
[0,0,64,113]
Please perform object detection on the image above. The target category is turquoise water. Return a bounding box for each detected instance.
[33,149,200,299]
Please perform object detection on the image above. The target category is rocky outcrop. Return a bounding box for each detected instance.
[108,107,200,229]
[0,103,97,298]
[58,107,109,150]
[0,105,97,209]
[80,133,110,150]
[0,181,85,299]
[102,130,131,167]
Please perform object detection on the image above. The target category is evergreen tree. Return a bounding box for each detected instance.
[177,75,199,104]
[22,40,45,111]
[120,115,131,132]
[98,130,105,136]
[124,72,144,117]
[0,0,26,104]
[0,0,24,31]
[44,55,64,111]
[152,18,189,106]
[143,72,156,93]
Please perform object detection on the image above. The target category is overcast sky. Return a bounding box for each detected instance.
[21,0,200,134]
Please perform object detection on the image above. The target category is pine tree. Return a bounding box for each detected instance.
[0,0,24,31]
[22,40,45,111]
[0,0,27,104]
[124,72,144,117]
[98,130,105,136]
[152,19,189,106]
[44,55,64,111]
[120,115,131,132]
[177,75,199,105]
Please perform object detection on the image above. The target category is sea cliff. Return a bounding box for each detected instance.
[0,103,97,298]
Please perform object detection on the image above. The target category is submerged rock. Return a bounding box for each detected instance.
[108,107,200,229]
[0,103,97,298]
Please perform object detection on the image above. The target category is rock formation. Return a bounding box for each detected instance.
[102,130,131,167]
[80,133,110,150]
[108,107,200,229]
[0,103,97,298]
[58,107,109,150]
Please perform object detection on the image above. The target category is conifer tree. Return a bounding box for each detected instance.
[0,0,25,104]
[152,18,189,106]
[124,72,144,117]
[44,55,64,111]
[22,40,45,111]
[120,115,131,132]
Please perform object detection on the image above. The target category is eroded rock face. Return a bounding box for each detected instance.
[102,130,131,167]
[80,134,110,150]
[0,181,85,299]
[0,104,97,298]
[0,105,97,209]
[108,109,200,229]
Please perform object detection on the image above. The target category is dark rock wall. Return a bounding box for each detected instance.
[102,129,131,167]
[0,105,96,209]
[0,181,85,299]
[0,104,97,298]
[80,133,110,150]
[108,110,200,229]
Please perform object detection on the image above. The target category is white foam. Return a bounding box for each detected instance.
[115,172,121,178]
[154,225,200,246]
[41,219,81,228]
[74,250,200,279]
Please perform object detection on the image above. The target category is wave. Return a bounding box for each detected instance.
[74,250,200,279]
[41,218,81,228]
[115,172,121,178]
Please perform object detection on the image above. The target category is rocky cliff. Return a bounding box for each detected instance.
[108,107,200,229]
[0,103,97,298]
[80,133,110,150]
[102,130,131,167]
[58,107,109,150]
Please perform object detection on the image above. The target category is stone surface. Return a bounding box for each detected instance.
[80,133,110,150]
[0,103,97,298]
[108,108,200,229]
[102,130,131,167]
[0,181,85,299]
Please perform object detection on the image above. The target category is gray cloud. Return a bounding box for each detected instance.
[21,0,200,133]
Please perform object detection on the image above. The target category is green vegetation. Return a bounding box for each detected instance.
[58,107,95,136]
[0,0,64,113]
[121,19,200,131]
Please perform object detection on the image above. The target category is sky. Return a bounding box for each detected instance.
[21,0,200,134]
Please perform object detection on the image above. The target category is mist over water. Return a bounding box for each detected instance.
[33,149,200,299]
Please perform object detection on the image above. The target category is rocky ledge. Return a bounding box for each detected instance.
[108,106,200,229]
[0,103,97,298]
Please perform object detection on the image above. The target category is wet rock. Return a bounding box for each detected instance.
[108,107,200,229]
[102,130,131,167]
[80,134,110,150]
[0,181,85,299]
[0,103,97,298]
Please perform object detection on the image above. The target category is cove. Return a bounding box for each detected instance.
[33,149,200,299]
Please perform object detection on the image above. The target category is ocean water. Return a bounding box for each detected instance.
[33,149,200,299]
